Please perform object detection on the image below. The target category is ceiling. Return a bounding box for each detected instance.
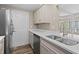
[58,4,79,16]
[1,4,79,16]
[0,4,42,11]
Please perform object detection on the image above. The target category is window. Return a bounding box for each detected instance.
[69,21,79,33]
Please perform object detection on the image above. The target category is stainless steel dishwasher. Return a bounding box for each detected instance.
[33,34,40,54]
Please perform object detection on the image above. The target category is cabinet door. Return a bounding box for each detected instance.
[40,43,56,54]
[34,11,38,23]
[40,39,57,54]
[39,5,51,23]
[29,32,34,49]
[0,38,4,54]
[39,6,45,23]
[42,5,50,22]
[34,10,40,23]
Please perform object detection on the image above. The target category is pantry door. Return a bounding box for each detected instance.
[11,10,29,48]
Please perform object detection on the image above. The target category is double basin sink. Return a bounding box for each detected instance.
[46,34,79,46]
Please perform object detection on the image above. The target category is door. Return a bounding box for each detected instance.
[11,10,29,48]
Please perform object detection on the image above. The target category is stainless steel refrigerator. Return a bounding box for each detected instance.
[0,9,14,54]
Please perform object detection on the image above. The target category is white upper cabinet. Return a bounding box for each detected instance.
[34,5,59,24]
[34,8,40,23]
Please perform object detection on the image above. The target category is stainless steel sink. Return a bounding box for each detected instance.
[47,35,79,46]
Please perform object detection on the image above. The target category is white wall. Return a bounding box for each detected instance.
[11,9,30,48]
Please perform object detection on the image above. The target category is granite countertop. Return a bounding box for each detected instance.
[30,29,79,54]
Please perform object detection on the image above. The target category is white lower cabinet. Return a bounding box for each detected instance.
[0,37,4,54]
[29,32,34,49]
[40,38,71,54]
[40,43,56,54]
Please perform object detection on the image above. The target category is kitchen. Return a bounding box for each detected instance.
[0,4,79,54]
